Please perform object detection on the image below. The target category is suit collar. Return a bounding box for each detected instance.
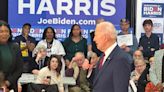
[103,42,117,65]
[93,45,120,86]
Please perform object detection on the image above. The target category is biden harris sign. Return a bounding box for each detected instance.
[8,0,126,41]
[142,3,164,18]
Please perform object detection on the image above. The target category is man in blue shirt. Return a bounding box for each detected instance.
[118,18,138,56]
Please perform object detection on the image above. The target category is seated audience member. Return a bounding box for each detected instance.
[22,45,49,92]
[87,52,99,88]
[63,24,87,62]
[130,59,149,92]
[118,18,138,56]
[14,23,36,73]
[33,27,66,76]
[65,58,79,80]
[30,45,49,75]
[67,52,90,92]
[139,19,160,60]
[149,49,164,92]
[35,55,64,92]
[131,50,144,71]
[133,50,144,60]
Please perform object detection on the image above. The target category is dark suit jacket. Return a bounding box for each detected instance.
[29,56,49,73]
[92,45,131,92]
[87,68,96,89]
[137,67,149,92]
[0,42,23,92]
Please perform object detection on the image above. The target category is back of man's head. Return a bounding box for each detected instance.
[96,22,117,40]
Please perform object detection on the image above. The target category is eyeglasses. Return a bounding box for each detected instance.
[135,64,145,68]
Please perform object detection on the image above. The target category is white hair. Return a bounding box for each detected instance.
[96,22,117,39]
[32,45,46,57]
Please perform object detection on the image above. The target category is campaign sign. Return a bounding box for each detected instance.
[142,3,164,18]
[8,0,126,41]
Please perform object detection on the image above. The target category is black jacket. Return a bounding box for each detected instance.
[0,42,23,92]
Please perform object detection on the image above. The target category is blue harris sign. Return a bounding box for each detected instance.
[8,0,126,41]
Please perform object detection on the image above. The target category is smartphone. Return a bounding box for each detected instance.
[46,76,51,79]
[46,76,51,84]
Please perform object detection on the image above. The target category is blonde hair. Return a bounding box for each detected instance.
[134,58,146,66]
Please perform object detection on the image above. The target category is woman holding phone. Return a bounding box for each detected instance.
[36,55,64,92]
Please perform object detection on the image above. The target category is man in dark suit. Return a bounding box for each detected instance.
[92,22,131,92]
